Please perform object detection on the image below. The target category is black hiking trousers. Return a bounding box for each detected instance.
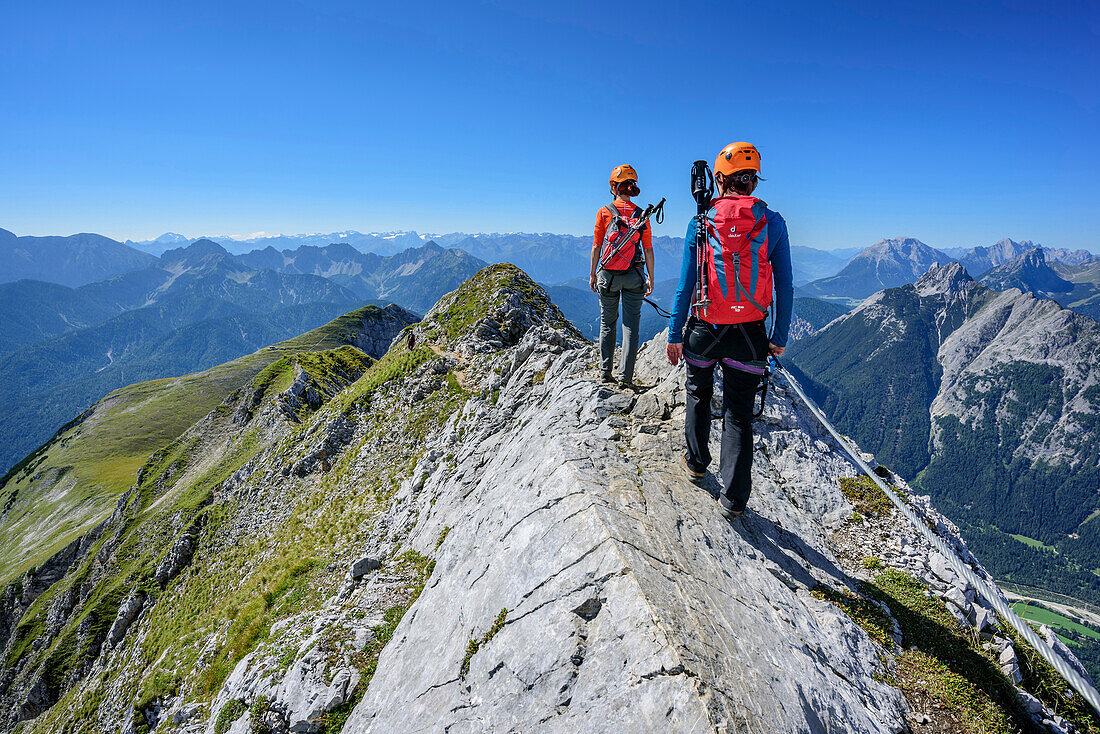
[682,318,769,513]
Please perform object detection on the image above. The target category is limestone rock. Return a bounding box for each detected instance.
[106,591,146,648]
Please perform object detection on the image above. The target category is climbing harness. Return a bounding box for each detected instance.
[773,362,1100,716]
[680,318,773,418]
[598,197,666,272]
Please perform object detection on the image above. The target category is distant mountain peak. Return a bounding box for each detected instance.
[161,238,233,263]
[915,261,974,296]
[152,232,190,244]
[856,237,941,263]
[979,246,1074,295]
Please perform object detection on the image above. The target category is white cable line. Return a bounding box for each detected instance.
[774,365,1100,716]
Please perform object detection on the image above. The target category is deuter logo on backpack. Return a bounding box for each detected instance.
[697,196,773,324]
[599,203,644,272]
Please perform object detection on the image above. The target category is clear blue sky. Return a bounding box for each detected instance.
[2,0,1097,251]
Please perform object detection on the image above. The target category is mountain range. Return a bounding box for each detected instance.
[0,239,471,474]
[127,229,856,285]
[798,237,950,301]
[976,247,1100,322]
[787,263,1100,608]
[800,236,1098,303]
[1,265,1093,733]
[236,240,487,314]
[0,228,156,288]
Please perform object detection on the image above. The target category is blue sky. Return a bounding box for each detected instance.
[1,0,1097,251]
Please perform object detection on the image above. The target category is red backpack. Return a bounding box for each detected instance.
[599,203,645,272]
[696,196,773,324]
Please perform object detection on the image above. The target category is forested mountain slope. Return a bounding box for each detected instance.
[0,281,123,356]
[787,263,1100,604]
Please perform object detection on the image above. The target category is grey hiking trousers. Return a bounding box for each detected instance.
[597,268,645,381]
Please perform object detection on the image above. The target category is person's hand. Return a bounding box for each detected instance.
[666,342,683,365]
[645,277,654,296]
[589,273,598,293]
[768,343,785,357]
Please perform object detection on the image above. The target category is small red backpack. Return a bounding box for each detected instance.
[599,203,645,272]
[697,196,773,324]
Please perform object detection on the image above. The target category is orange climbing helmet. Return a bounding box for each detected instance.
[609,164,638,184]
[714,142,761,176]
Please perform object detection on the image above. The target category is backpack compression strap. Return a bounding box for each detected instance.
[605,204,622,225]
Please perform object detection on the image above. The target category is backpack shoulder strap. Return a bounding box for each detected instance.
[605,204,621,221]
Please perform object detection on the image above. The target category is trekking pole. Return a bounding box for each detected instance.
[598,198,666,270]
[690,161,714,318]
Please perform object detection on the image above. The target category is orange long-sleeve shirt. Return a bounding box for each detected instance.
[592,200,653,252]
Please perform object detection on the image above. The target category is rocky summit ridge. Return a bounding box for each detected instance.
[0,265,1096,734]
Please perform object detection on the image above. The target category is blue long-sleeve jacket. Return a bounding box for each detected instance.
[667,207,794,346]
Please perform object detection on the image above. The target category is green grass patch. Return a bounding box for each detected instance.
[839,475,907,518]
[460,608,508,677]
[1010,601,1100,641]
[214,698,247,734]
[336,347,436,411]
[812,585,894,648]
[816,568,1040,734]
[1006,624,1100,732]
[1009,533,1057,553]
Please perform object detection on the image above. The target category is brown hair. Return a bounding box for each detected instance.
[718,170,757,196]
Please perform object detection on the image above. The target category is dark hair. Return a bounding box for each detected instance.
[719,170,759,195]
[613,180,640,196]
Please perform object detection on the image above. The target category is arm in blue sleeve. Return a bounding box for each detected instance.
[767,213,794,347]
[667,218,698,343]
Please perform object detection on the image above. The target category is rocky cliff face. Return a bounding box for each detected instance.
[979,248,1074,295]
[1,265,1094,734]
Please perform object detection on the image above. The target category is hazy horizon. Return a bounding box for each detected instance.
[9,225,1098,257]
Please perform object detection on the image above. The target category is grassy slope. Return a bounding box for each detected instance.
[0,306,395,584]
[14,267,525,732]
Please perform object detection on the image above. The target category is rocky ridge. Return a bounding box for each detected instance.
[1,265,1095,733]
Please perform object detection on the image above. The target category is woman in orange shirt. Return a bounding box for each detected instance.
[589,164,654,386]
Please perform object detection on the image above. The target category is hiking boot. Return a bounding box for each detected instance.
[618,378,635,390]
[680,452,705,482]
[601,372,615,384]
[719,495,745,520]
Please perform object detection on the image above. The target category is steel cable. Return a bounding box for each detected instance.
[775,365,1100,716]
